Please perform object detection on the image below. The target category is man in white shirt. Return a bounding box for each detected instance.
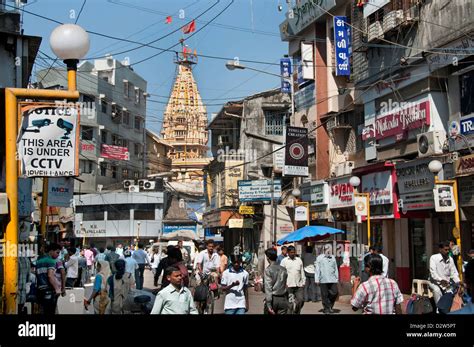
[197,240,220,284]
[302,245,320,302]
[116,244,124,259]
[280,246,305,314]
[124,250,138,284]
[64,247,79,288]
[429,241,460,304]
[373,246,389,278]
[220,255,249,314]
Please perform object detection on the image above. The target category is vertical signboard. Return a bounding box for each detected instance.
[433,184,456,212]
[284,126,308,177]
[18,104,80,177]
[280,57,292,94]
[301,42,314,80]
[334,16,350,76]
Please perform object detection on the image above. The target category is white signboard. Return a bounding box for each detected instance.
[329,177,354,209]
[433,184,456,212]
[295,205,308,221]
[238,180,282,202]
[361,171,393,205]
[273,144,285,173]
[18,105,79,177]
[354,195,368,216]
[301,42,315,80]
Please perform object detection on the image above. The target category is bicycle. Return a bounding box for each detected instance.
[195,272,218,315]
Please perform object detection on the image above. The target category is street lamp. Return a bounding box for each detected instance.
[4,24,89,313]
[350,176,371,247]
[428,159,463,280]
[136,221,141,249]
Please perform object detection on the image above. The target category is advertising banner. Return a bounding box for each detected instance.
[18,104,80,177]
[101,144,130,161]
[280,58,292,94]
[238,179,282,202]
[361,171,393,205]
[284,126,308,176]
[334,16,350,76]
[433,184,456,212]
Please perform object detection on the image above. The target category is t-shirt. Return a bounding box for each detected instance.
[221,267,249,310]
[36,255,57,290]
[125,257,138,274]
[132,249,149,265]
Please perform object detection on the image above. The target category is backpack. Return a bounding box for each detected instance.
[194,283,208,302]
[437,292,454,314]
[406,294,433,314]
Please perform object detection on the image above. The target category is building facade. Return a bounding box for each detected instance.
[145,129,173,177]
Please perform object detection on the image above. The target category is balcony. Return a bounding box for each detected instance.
[368,21,383,42]
[383,10,404,34]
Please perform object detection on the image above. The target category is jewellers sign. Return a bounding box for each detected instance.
[396,159,435,211]
[302,181,329,206]
[329,177,354,209]
[361,171,393,205]
[371,100,430,141]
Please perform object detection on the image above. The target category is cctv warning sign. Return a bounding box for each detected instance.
[17,104,80,177]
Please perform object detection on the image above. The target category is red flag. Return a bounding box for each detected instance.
[166,16,172,24]
[182,20,196,34]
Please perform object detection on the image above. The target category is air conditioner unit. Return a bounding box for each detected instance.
[383,10,404,33]
[128,185,139,193]
[123,179,135,189]
[368,21,383,42]
[143,181,156,190]
[138,179,147,188]
[417,130,446,157]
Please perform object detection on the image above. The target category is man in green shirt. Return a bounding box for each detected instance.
[36,243,62,314]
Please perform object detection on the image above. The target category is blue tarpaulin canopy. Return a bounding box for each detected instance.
[277,225,344,245]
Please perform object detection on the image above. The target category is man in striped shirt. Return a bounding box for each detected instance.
[351,254,403,314]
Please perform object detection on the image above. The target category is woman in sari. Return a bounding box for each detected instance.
[85,260,111,314]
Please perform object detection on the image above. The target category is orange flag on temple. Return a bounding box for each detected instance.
[166,16,172,24]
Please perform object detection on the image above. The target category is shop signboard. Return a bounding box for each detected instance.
[455,153,474,176]
[101,144,130,161]
[163,225,197,234]
[239,206,255,215]
[302,181,329,206]
[433,184,456,212]
[328,177,354,209]
[396,159,435,211]
[459,176,474,207]
[361,171,393,205]
[284,126,309,177]
[295,205,308,221]
[238,179,282,202]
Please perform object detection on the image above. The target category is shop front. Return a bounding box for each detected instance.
[202,210,249,254]
[301,180,332,225]
[327,176,356,242]
[454,154,474,253]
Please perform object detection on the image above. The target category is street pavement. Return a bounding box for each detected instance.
[143,269,357,314]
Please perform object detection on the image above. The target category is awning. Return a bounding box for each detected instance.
[277,225,344,245]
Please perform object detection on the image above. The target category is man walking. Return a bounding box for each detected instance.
[177,240,190,266]
[315,244,339,314]
[64,247,79,288]
[132,243,150,290]
[151,266,198,314]
[429,241,460,305]
[124,250,138,284]
[303,245,320,302]
[263,248,288,314]
[351,254,404,314]
[280,246,305,314]
[105,247,120,274]
[36,243,63,314]
[220,255,249,314]
[277,246,288,265]
[197,239,220,284]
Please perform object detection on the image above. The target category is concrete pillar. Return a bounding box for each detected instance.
[425,218,434,259]
[395,218,411,293]
[383,220,396,278]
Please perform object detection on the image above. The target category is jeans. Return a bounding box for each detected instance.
[304,271,321,302]
[287,287,304,314]
[224,308,246,314]
[320,283,338,311]
[153,268,159,286]
[65,277,77,288]
[37,289,58,315]
[135,264,146,290]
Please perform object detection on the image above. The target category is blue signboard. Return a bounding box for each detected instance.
[280,58,292,93]
[460,116,474,135]
[333,16,351,76]
[163,225,197,234]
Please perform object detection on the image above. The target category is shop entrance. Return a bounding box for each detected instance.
[409,219,428,280]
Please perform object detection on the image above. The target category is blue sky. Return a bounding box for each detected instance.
[23,0,289,134]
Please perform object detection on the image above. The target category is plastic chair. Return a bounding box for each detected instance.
[411,279,433,298]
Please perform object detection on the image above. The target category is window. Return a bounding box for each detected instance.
[111,134,119,146]
[264,110,287,136]
[133,204,155,220]
[100,99,108,114]
[122,168,129,179]
[175,130,186,137]
[135,88,140,104]
[134,171,140,179]
[122,139,129,150]
[100,162,107,176]
[76,205,105,220]
[101,130,107,144]
[134,116,142,130]
[123,80,129,98]
[107,205,130,220]
[460,70,474,117]
[80,160,94,174]
[81,126,94,141]
[111,165,117,179]
[122,111,130,125]
[134,143,142,156]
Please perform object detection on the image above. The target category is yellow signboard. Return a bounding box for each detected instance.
[239,205,255,215]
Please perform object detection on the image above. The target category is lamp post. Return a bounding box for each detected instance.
[428,159,463,281]
[136,221,141,250]
[350,176,371,247]
[3,24,89,313]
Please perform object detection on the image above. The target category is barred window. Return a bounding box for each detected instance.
[264,110,287,136]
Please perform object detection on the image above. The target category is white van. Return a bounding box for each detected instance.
[167,240,197,266]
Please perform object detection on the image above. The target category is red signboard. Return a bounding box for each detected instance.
[373,100,430,140]
[81,143,95,152]
[101,144,129,161]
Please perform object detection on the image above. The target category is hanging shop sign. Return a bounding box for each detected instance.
[273,144,285,173]
[295,205,308,221]
[433,184,456,212]
[362,100,430,141]
[279,0,336,41]
[354,195,368,216]
[47,177,74,208]
[301,181,329,206]
[280,57,292,94]
[239,206,255,215]
[228,218,252,229]
[455,153,474,176]
[294,83,315,111]
[101,144,130,161]
[18,104,80,177]
[333,16,351,76]
[238,180,282,202]
[396,159,435,211]
[284,126,309,176]
[328,177,354,209]
[361,171,393,205]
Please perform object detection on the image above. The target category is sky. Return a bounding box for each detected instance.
[22,0,289,135]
